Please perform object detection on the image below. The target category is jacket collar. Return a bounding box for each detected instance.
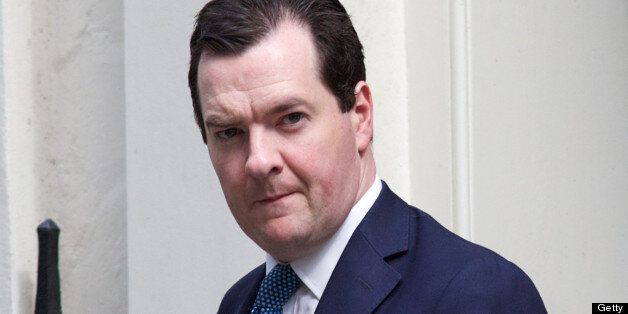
[235,265,265,314]
[315,182,409,313]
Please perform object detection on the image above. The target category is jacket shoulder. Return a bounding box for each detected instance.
[434,251,547,313]
[406,206,546,312]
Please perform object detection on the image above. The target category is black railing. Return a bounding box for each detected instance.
[35,219,62,314]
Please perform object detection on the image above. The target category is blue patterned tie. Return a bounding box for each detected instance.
[251,264,301,314]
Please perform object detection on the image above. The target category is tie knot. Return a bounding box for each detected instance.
[251,264,301,313]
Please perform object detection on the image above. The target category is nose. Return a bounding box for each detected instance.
[244,128,283,179]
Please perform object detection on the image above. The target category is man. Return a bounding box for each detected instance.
[188,0,546,313]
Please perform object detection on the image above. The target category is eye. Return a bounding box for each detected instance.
[215,128,242,140]
[281,112,303,125]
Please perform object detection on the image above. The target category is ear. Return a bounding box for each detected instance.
[350,81,374,154]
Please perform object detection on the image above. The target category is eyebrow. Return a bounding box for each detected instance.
[204,96,311,128]
[204,112,238,129]
[264,97,310,118]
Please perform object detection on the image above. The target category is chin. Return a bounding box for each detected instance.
[256,218,312,259]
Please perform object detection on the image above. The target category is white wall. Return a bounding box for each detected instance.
[1,0,126,312]
[404,1,628,312]
[0,2,10,312]
[405,0,454,227]
[404,2,628,312]
[3,0,41,311]
[124,1,264,312]
[343,1,412,199]
[469,1,628,312]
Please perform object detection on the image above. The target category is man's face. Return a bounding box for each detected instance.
[197,22,365,261]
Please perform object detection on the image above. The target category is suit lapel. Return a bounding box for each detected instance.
[315,182,409,313]
[235,265,265,314]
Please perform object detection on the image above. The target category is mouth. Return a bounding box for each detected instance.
[257,192,295,204]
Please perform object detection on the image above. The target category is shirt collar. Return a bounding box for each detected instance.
[266,176,382,299]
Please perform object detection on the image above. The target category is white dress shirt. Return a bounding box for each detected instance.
[265,176,382,314]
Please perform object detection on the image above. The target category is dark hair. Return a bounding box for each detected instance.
[188,0,365,142]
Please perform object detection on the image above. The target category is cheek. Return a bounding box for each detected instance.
[209,150,247,201]
[288,125,356,199]
[316,121,357,172]
[210,146,242,176]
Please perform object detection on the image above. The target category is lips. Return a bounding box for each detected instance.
[257,192,294,204]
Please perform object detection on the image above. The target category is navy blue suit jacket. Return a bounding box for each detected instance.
[218,182,546,313]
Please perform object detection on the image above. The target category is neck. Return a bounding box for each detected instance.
[355,145,377,203]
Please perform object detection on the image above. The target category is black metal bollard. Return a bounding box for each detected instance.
[35,219,62,314]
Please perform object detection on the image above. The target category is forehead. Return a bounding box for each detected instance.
[197,21,321,106]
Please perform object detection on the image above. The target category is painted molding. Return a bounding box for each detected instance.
[449,0,472,240]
